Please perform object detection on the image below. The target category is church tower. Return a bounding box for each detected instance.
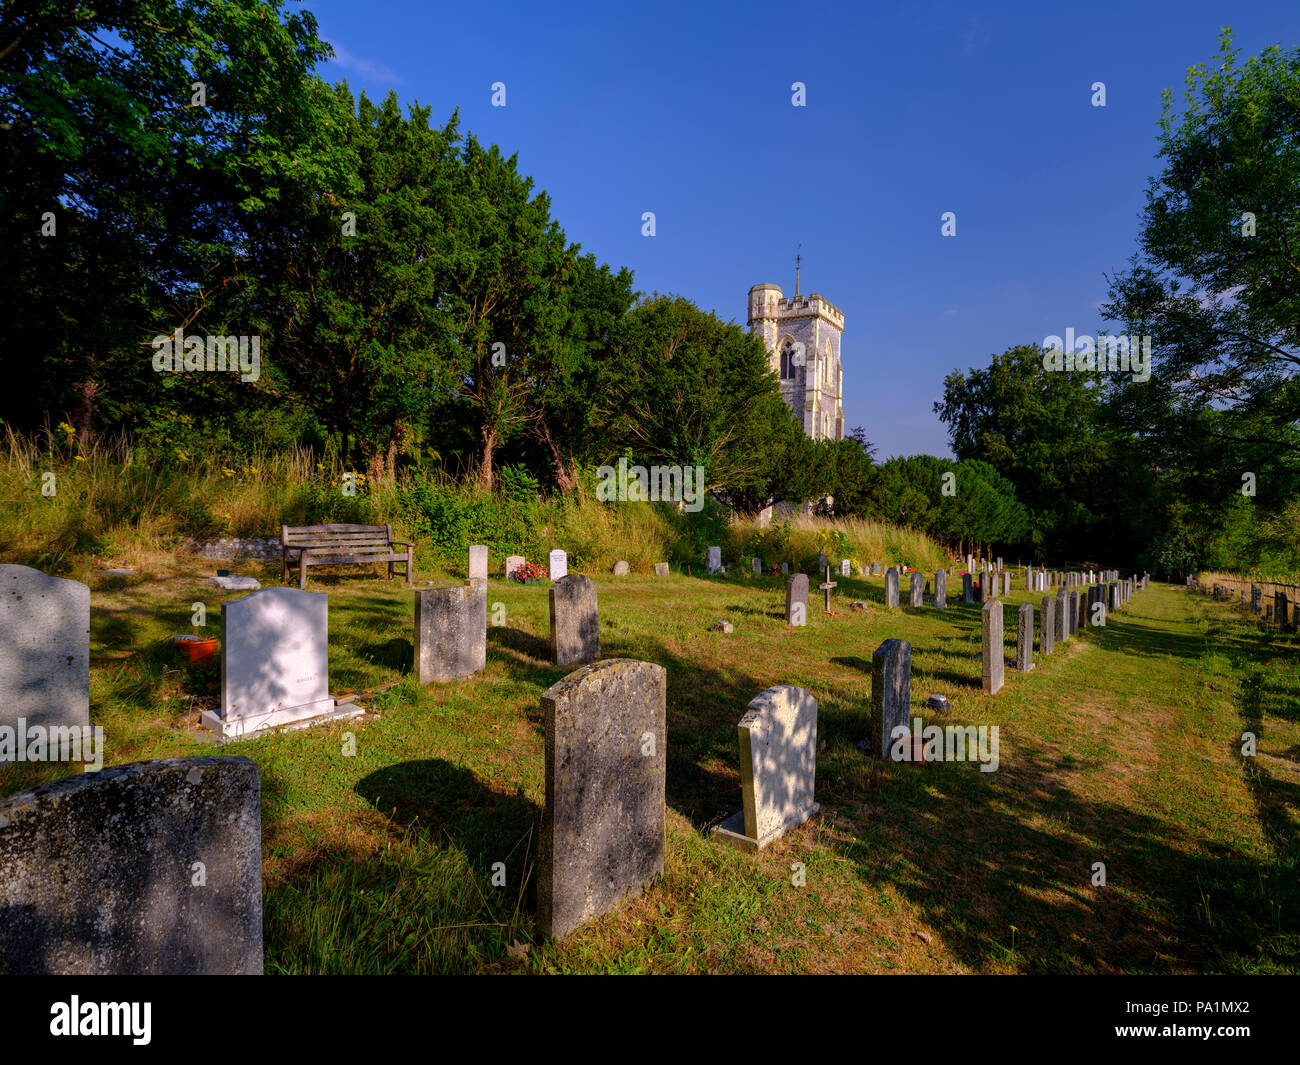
[747,273,844,441]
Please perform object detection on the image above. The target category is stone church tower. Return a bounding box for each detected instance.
[747,278,844,441]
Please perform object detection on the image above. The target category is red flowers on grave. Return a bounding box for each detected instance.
[512,561,549,582]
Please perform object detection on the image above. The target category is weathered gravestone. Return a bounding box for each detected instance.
[0,564,90,734]
[752,557,762,575]
[910,571,923,607]
[1041,596,1055,656]
[468,545,488,581]
[0,756,262,973]
[978,576,989,603]
[549,549,568,581]
[885,567,900,609]
[202,587,357,739]
[1016,602,1034,672]
[550,574,599,666]
[414,582,487,683]
[707,546,722,574]
[982,600,1004,694]
[613,560,630,576]
[654,562,669,577]
[935,569,947,609]
[781,562,790,575]
[786,573,809,626]
[872,563,881,576]
[1057,589,1070,643]
[711,685,820,852]
[870,638,911,760]
[819,567,838,612]
[840,559,851,577]
[962,573,973,602]
[1002,571,1011,596]
[817,554,829,574]
[505,555,525,579]
[1252,584,1262,614]
[1074,589,1085,633]
[537,659,666,939]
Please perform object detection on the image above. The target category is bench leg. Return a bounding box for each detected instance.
[300,559,308,590]
[407,549,414,586]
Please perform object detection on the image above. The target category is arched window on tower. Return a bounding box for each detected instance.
[779,338,798,380]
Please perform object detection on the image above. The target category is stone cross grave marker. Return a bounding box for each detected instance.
[0,564,90,735]
[538,659,666,939]
[819,566,837,613]
[711,685,820,852]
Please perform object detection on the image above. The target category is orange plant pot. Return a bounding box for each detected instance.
[174,635,218,664]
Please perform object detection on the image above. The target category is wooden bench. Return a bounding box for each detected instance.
[281,524,414,589]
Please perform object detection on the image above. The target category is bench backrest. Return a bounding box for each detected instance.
[282,523,394,548]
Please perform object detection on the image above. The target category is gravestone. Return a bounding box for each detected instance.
[962,573,973,602]
[538,659,666,939]
[1074,589,1085,633]
[978,576,988,603]
[817,554,829,574]
[819,567,838,612]
[550,574,599,666]
[840,559,851,577]
[1016,602,1034,672]
[654,562,669,577]
[707,546,722,574]
[1041,596,1055,656]
[0,565,90,734]
[934,569,947,609]
[786,574,809,626]
[872,563,881,576]
[415,582,487,683]
[468,544,488,581]
[909,572,923,607]
[549,549,568,581]
[781,562,790,575]
[711,685,820,852]
[982,601,1004,694]
[1056,589,1070,643]
[752,557,762,575]
[505,555,525,579]
[613,560,630,576]
[0,756,262,973]
[885,567,900,608]
[202,588,354,739]
[1251,584,1262,614]
[870,639,911,760]
[1002,571,1011,596]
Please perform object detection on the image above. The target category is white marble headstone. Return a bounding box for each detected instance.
[203,587,337,739]
[840,559,851,577]
[468,545,489,581]
[711,685,819,852]
[0,565,90,734]
[548,549,567,581]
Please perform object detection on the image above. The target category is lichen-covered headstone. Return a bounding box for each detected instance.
[0,756,262,974]
[415,583,486,683]
[654,562,669,577]
[870,639,911,759]
[712,686,819,852]
[1016,602,1034,672]
[982,600,1004,694]
[0,564,89,734]
[538,659,666,939]
[909,572,923,607]
[550,574,599,666]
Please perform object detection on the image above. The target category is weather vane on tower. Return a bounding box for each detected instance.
[794,244,801,298]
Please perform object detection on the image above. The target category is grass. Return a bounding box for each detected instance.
[2,551,1296,974]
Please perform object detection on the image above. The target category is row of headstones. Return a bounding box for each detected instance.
[1191,577,1295,628]
[0,656,823,968]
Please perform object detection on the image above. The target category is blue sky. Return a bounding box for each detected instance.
[304,0,1300,459]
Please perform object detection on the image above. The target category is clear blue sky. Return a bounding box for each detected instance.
[303,0,1300,459]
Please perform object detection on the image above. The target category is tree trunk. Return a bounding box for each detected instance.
[478,423,496,490]
[72,378,99,446]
